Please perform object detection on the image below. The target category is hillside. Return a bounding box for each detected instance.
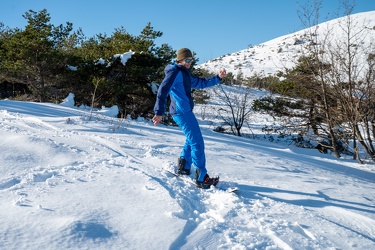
[199,11,375,78]
[1,89,374,249]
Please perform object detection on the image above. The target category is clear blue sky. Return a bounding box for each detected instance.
[1,0,374,63]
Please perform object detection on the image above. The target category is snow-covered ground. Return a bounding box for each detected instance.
[1,90,374,249]
[199,11,375,78]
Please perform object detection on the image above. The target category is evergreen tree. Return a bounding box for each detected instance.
[0,10,176,118]
[0,9,77,102]
[71,23,175,118]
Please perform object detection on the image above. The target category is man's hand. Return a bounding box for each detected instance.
[219,69,226,79]
[152,115,162,126]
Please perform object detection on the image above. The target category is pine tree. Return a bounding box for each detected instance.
[0,9,74,101]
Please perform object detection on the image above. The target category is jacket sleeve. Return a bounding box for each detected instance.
[153,67,179,116]
[190,75,222,89]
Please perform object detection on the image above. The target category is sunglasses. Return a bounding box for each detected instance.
[184,58,194,63]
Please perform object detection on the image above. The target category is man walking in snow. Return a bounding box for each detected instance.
[152,48,226,189]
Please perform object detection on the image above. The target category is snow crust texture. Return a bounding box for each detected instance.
[0,99,374,250]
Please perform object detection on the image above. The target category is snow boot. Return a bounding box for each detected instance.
[195,170,219,189]
[177,158,190,175]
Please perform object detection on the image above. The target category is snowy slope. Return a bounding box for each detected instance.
[1,96,374,249]
[199,11,375,77]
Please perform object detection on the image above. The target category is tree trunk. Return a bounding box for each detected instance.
[354,124,375,161]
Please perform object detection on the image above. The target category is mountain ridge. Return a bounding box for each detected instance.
[199,10,375,78]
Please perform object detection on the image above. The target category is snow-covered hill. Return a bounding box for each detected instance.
[199,11,375,78]
[1,91,374,249]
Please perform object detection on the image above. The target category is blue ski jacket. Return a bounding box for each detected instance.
[154,63,222,116]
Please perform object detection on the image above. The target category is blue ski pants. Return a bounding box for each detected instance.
[173,111,207,181]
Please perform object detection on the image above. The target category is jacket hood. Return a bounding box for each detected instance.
[164,63,189,75]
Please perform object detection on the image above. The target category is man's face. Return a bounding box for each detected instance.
[180,58,193,68]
